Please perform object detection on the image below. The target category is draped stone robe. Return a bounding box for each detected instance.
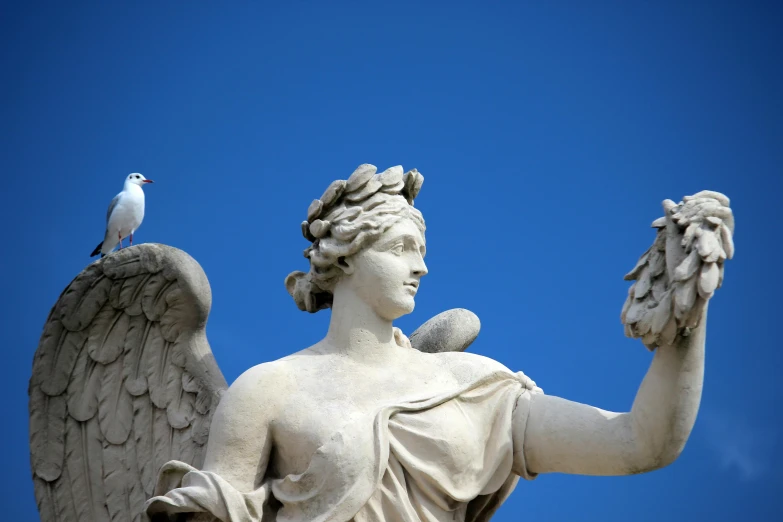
[145,369,540,522]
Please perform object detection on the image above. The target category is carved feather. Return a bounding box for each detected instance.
[65,417,110,521]
[123,314,150,396]
[161,361,185,424]
[160,285,186,342]
[182,371,200,393]
[87,303,129,364]
[31,318,64,384]
[194,387,214,415]
[170,341,187,368]
[38,327,86,397]
[38,468,78,522]
[30,388,67,481]
[67,346,105,422]
[103,443,131,522]
[172,426,197,468]
[152,406,174,484]
[131,395,155,497]
[167,375,195,429]
[99,358,134,445]
[103,245,164,279]
[193,444,207,470]
[192,406,213,446]
[109,273,149,316]
[123,436,149,521]
[142,274,173,322]
[143,323,169,408]
[32,476,55,522]
[103,254,148,279]
[58,266,113,332]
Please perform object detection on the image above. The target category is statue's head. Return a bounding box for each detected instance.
[285,164,427,320]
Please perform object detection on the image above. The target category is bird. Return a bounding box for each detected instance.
[90,173,154,257]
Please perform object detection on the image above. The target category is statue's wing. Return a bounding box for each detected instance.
[29,244,228,522]
[621,191,735,350]
[409,308,481,353]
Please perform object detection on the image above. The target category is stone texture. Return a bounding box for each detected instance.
[28,164,735,522]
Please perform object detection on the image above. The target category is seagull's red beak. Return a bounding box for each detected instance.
[143,179,154,183]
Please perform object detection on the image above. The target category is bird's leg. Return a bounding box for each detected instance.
[130,233,133,246]
[118,232,124,250]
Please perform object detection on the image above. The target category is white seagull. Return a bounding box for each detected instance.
[90,173,154,257]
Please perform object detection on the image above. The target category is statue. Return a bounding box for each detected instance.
[28,164,735,522]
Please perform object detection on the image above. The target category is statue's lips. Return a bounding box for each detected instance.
[404,282,419,294]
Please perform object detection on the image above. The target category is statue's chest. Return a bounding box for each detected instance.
[271,371,459,475]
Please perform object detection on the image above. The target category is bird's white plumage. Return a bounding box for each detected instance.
[98,173,152,255]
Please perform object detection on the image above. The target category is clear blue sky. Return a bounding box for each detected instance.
[2,1,781,520]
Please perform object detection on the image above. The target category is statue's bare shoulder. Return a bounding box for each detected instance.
[214,358,299,427]
[424,350,520,387]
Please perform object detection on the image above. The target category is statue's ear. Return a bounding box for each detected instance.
[337,255,355,275]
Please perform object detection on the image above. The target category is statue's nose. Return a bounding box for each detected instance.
[412,257,428,277]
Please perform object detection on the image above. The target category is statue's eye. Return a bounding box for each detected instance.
[391,244,404,255]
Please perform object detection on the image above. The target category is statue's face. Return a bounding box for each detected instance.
[343,218,428,321]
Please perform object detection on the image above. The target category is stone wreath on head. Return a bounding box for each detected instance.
[285,164,425,313]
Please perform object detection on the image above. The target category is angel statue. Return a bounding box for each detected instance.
[29,163,735,522]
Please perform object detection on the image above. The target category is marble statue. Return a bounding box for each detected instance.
[28,164,736,522]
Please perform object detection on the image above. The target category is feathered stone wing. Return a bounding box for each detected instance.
[621,191,735,350]
[29,244,228,522]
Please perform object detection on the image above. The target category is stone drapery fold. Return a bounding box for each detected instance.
[145,370,539,522]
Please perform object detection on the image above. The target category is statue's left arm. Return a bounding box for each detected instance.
[514,191,734,476]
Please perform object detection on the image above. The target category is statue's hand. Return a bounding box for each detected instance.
[621,191,735,350]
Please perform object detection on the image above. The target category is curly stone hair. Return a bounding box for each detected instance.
[285,164,425,313]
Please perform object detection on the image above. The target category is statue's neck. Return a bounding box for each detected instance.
[323,286,398,363]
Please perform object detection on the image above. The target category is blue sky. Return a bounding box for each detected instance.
[2,1,781,519]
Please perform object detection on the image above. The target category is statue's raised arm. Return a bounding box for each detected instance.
[518,191,734,477]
